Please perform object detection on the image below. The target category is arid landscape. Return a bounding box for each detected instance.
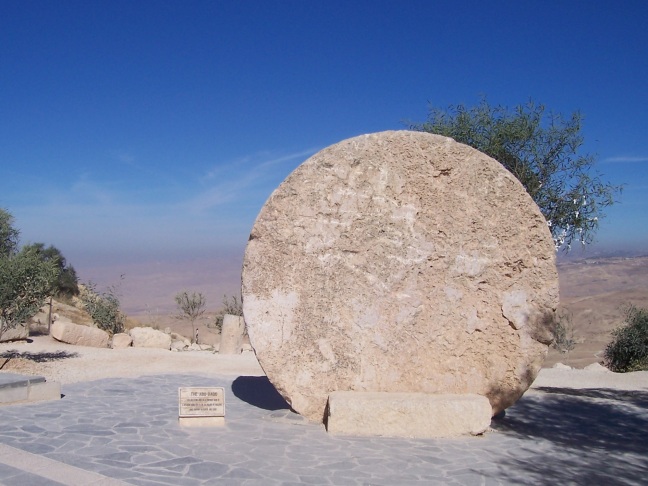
[132,254,648,370]
[1,254,647,376]
[545,254,648,368]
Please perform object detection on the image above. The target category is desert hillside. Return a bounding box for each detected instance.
[18,255,648,369]
[545,255,648,368]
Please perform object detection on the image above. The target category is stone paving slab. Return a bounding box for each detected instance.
[0,443,130,485]
[0,373,646,485]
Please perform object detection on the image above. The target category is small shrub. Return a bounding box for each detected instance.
[175,291,206,344]
[211,294,242,332]
[79,282,125,335]
[604,305,648,372]
[551,310,576,354]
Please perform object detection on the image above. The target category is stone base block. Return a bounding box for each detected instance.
[326,392,491,438]
[28,381,61,402]
[178,417,225,427]
[0,374,61,404]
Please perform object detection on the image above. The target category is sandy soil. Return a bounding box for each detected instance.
[0,335,263,384]
[1,335,647,395]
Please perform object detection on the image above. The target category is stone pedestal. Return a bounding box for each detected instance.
[178,417,225,427]
[219,315,245,354]
[326,391,491,438]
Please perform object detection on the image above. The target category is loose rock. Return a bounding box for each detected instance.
[129,327,172,349]
[552,363,572,370]
[0,323,29,342]
[584,362,611,372]
[51,320,109,348]
[111,333,133,349]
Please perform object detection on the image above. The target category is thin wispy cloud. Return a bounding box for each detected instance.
[256,148,320,170]
[602,156,648,163]
[70,175,115,205]
[187,172,261,211]
[203,147,318,181]
[192,147,320,212]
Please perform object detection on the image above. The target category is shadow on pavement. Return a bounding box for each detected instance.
[0,350,78,365]
[231,375,291,411]
[491,386,648,484]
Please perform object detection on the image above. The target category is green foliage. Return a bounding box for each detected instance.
[212,294,242,332]
[410,99,621,250]
[551,310,576,354]
[21,243,79,297]
[0,209,20,257]
[57,265,79,298]
[79,282,125,335]
[604,305,648,372]
[175,291,206,344]
[0,247,58,339]
[0,210,80,339]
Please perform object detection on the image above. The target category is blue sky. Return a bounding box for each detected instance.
[1,1,647,307]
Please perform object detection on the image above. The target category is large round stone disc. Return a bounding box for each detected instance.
[242,131,558,422]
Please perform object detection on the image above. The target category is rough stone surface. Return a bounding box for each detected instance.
[0,323,29,342]
[219,315,245,355]
[129,327,172,349]
[111,333,132,349]
[242,130,559,422]
[171,340,187,351]
[26,381,61,403]
[553,362,572,370]
[170,332,190,344]
[51,321,109,348]
[584,362,610,372]
[326,391,491,438]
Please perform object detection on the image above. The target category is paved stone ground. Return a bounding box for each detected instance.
[0,373,646,485]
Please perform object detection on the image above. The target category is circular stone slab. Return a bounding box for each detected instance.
[242,131,558,422]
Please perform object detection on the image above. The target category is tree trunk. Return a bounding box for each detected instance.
[47,296,53,334]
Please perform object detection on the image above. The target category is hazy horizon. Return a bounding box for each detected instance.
[73,242,647,317]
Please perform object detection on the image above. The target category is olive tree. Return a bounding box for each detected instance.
[175,291,206,344]
[0,242,57,340]
[0,209,20,257]
[22,243,79,298]
[410,99,621,250]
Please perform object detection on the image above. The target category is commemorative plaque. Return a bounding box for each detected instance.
[178,387,225,426]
